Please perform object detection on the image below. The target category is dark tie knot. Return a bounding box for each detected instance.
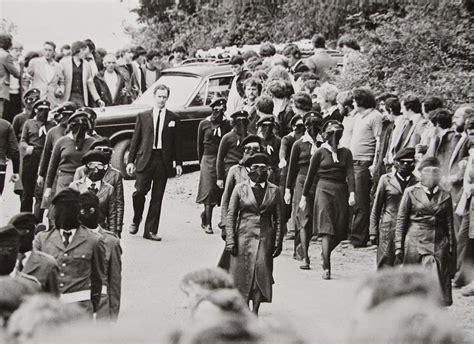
[89,183,98,194]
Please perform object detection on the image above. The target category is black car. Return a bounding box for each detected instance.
[94,62,233,179]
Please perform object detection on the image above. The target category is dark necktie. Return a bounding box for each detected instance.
[140,68,146,92]
[89,183,98,194]
[63,231,72,247]
[154,110,161,148]
[253,184,265,207]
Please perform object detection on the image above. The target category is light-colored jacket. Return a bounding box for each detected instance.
[59,56,100,106]
[26,57,65,107]
[0,48,20,100]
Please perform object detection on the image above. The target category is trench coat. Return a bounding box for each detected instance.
[369,172,417,269]
[395,183,455,305]
[225,180,282,303]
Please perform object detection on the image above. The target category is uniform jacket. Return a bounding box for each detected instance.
[74,165,125,233]
[225,180,282,301]
[23,249,60,296]
[0,48,21,100]
[34,227,106,310]
[395,183,455,258]
[220,164,249,228]
[0,118,19,172]
[59,56,100,106]
[128,109,183,176]
[93,70,126,106]
[262,135,281,169]
[69,178,118,233]
[216,130,244,181]
[26,57,65,107]
[279,133,297,176]
[19,119,54,155]
[12,111,31,141]
[38,125,67,178]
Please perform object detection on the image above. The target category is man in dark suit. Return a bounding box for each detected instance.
[127,84,183,241]
[0,34,21,119]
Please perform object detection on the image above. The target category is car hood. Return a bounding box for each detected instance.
[93,104,184,119]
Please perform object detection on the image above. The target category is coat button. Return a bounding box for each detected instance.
[62,263,66,267]
[60,283,64,287]
[64,253,68,257]
[60,273,65,277]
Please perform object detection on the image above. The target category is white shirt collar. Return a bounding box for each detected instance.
[323,105,338,118]
[60,228,77,242]
[420,184,439,195]
[396,172,411,182]
[249,180,266,188]
[85,177,101,190]
[302,132,314,144]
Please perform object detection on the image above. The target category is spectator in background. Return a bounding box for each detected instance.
[314,82,342,127]
[0,116,19,199]
[266,79,294,137]
[259,42,276,67]
[93,54,126,106]
[170,44,186,67]
[60,44,71,57]
[245,56,263,73]
[294,71,318,95]
[0,33,21,119]
[59,41,103,107]
[306,34,337,81]
[337,34,361,55]
[131,46,147,95]
[283,43,309,79]
[251,69,268,84]
[84,38,101,75]
[267,65,292,83]
[242,78,262,134]
[5,41,23,123]
[348,88,383,247]
[117,45,139,104]
[299,79,318,99]
[225,55,251,117]
[422,96,444,121]
[337,90,354,148]
[418,95,444,152]
[143,50,162,90]
[26,41,65,107]
[242,49,258,64]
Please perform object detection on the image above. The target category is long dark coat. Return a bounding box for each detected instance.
[395,183,455,306]
[225,180,282,303]
[370,172,417,269]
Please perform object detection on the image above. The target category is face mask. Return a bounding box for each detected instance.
[260,126,273,139]
[36,109,48,123]
[233,119,248,136]
[248,167,268,184]
[294,124,305,135]
[210,109,224,123]
[55,204,79,230]
[87,168,106,182]
[306,124,318,139]
[326,130,343,149]
[0,253,18,275]
[79,207,99,229]
[394,161,415,177]
[19,232,34,253]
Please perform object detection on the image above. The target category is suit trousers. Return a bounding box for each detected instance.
[0,164,6,195]
[4,93,22,123]
[350,160,372,247]
[0,98,5,119]
[21,152,42,216]
[133,150,168,236]
[454,210,472,286]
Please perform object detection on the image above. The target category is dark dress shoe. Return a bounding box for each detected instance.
[144,233,162,241]
[129,223,139,235]
[203,225,214,234]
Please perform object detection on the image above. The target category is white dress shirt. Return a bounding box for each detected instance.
[250,180,266,189]
[85,177,102,191]
[104,71,118,100]
[60,228,77,244]
[153,107,166,149]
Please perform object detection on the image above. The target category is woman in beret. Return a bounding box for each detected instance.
[225,153,282,315]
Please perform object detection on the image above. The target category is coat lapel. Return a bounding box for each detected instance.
[65,228,87,252]
[50,230,66,251]
[388,172,402,193]
[22,250,41,274]
[244,181,259,212]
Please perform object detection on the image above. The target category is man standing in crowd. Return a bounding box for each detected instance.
[60,45,71,57]
[225,55,251,117]
[306,34,336,80]
[0,33,20,119]
[10,212,60,296]
[59,41,103,107]
[117,45,139,104]
[131,46,147,95]
[283,43,309,78]
[26,41,65,107]
[93,54,126,106]
[127,84,183,241]
[34,188,106,314]
[0,114,19,200]
[348,88,383,247]
[143,50,162,90]
[5,41,23,123]
[170,44,186,67]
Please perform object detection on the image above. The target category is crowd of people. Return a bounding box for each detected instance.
[0,29,473,342]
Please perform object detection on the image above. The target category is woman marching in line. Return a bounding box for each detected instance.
[300,120,355,279]
[395,157,456,306]
[285,112,322,269]
[196,98,231,234]
[225,153,282,315]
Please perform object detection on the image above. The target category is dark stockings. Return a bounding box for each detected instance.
[321,235,339,271]
[249,289,263,315]
[203,205,215,227]
[300,225,311,265]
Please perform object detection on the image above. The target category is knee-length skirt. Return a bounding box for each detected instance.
[196,154,222,205]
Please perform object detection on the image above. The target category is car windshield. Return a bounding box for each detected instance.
[134,74,201,108]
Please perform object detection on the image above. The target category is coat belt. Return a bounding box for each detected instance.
[60,286,107,303]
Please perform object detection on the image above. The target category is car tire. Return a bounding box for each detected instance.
[112,139,133,180]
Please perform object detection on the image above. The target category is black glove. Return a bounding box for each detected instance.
[273,245,282,258]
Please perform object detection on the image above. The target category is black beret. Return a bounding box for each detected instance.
[76,107,97,121]
[241,134,262,147]
[418,157,441,171]
[0,224,20,247]
[322,120,344,133]
[394,147,416,161]
[23,88,41,101]
[209,98,227,108]
[256,115,275,126]
[78,191,100,209]
[244,153,270,167]
[290,115,304,127]
[51,188,81,206]
[230,110,249,119]
[229,55,244,65]
[8,212,38,234]
[91,137,112,150]
[32,99,51,111]
[82,150,109,165]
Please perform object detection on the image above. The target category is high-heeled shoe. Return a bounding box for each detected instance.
[321,269,331,280]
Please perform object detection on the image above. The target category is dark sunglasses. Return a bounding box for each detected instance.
[243,146,260,153]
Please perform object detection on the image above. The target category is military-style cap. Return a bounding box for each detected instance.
[303,111,322,127]
[256,115,275,127]
[57,102,77,116]
[230,110,249,120]
[322,120,344,133]
[32,99,51,111]
[51,188,81,206]
[394,147,416,161]
[8,212,38,234]
[418,157,441,171]
[0,224,20,247]
[76,107,97,121]
[303,111,320,122]
[290,114,304,127]
[82,150,109,165]
[91,137,111,149]
[244,153,270,167]
[241,134,262,147]
[209,98,227,109]
[23,88,41,102]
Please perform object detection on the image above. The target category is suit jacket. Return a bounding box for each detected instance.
[117,62,139,104]
[26,57,65,106]
[447,134,470,205]
[69,178,118,233]
[94,70,126,106]
[34,227,106,310]
[59,56,100,106]
[23,249,60,296]
[128,109,183,176]
[0,48,21,100]
[0,118,19,172]
[74,165,125,233]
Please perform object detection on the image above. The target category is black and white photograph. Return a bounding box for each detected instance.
[0,0,473,342]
